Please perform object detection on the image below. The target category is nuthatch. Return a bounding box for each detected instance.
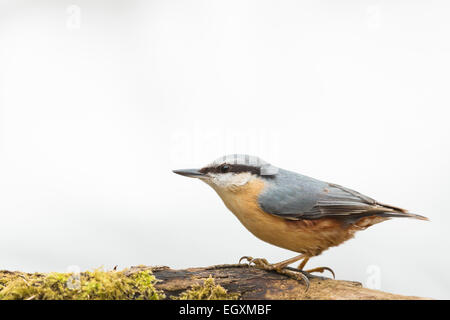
[173,154,428,286]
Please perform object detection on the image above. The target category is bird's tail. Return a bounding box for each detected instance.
[376,202,429,221]
[380,211,429,221]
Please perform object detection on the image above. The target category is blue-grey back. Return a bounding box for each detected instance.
[256,166,426,221]
[258,169,329,217]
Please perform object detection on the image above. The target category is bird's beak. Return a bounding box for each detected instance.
[172,168,205,178]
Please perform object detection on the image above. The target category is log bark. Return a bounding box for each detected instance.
[128,264,429,300]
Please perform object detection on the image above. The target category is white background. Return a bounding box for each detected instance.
[0,0,449,299]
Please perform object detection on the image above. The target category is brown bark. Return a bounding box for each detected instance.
[128,264,429,300]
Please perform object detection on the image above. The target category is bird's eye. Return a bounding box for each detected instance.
[220,164,230,173]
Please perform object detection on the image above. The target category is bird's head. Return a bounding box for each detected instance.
[173,154,279,193]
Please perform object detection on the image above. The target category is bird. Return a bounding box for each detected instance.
[173,154,428,287]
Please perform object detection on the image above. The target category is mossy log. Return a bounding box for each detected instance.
[0,264,429,300]
[138,264,428,300]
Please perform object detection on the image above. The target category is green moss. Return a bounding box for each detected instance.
[0,268,164,300]
[176,275,239,300]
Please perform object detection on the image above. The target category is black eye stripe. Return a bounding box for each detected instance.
[199,164,261,175]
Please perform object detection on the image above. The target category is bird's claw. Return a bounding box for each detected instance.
[304,266,335,279]
[239,256,272,269]
[278,268,310,292]
[250,258,272,269]
[238,256,254,265]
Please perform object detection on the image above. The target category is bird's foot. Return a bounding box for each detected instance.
[239,256,310,291]
[239,256,274,269]
[302,266,335,279]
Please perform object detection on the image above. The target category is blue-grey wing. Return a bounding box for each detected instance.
[258,169,415,221]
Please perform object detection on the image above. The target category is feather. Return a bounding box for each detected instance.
[258,169,428,222]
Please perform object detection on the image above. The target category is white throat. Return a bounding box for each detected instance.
[205,172,254,189]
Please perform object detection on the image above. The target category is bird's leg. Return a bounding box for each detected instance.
[272,254,307,270]
[239,254,310,290]
[297,257,335,279]
[297,257,309,271]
